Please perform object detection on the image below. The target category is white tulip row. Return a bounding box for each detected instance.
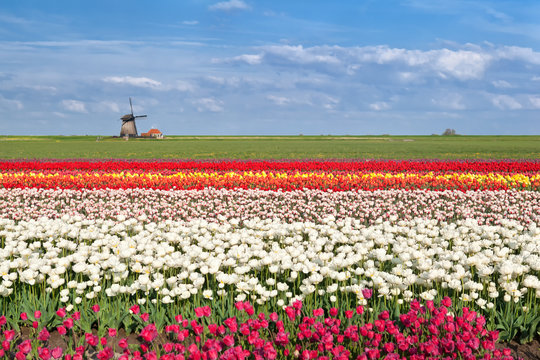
[1,216,539,308]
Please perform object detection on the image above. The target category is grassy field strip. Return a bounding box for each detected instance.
[0,135,539,159]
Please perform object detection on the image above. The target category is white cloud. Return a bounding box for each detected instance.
[492,80,513,88]
[175,80,195,92]
[182,20,199,25]
[529,96,540,109]
[491,95,522,110]
[496,46,540,65]
[267,95,290,106]
[203,75,264,89]
[267,94,325,107]
[532,76,540,81]
[103,76,162,89]
[369,102,390,111]
[263,45,341,65]
[61,99,86,113]
[97,101,120,113]
[205,76,227,85]
[191,98,224,112]
[485,7,512,22]
[222,44,494,80]
[234,54,262,65]
[431,93,466,110]
[215,54,262,65]
[216,43,540,84]
[432,49,491,80]
[322,96,340,110]
[352,46,492,80]
[398,72,419,82]
[209,0,250,11]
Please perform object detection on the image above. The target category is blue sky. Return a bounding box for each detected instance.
[0,0,539,135]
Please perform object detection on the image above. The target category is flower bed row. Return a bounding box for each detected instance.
[0,188,539,226]
[2,159,540,174]
[0,297,517,360]
[2,172,539,190]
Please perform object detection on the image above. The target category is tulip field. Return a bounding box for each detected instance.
[0,158,539,359]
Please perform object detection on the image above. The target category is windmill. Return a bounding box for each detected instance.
[120,97,147,137]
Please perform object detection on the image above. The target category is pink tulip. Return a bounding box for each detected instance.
[38,347,51,360]
[56,308,66,318]
[38,328,50,342]
[118,338,129,349]
[18,340,32,354]
[57,326,67,336]
[362,288,373,300]
[194,306,211,317]
[85,333,99,347]
[441,297,452,308]
[51,347,63,359]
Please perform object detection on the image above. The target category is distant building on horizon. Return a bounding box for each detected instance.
[141,128,163,139]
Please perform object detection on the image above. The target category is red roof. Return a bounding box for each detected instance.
[147,128,162,134]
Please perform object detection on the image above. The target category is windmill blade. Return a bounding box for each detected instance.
[129,97,134,115]
[135,115,147,118]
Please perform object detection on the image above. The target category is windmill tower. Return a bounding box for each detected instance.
[120,97,147,137]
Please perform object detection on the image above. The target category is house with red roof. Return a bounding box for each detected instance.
[141,128,163,139]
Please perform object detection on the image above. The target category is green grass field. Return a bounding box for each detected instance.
[0,135,539,159]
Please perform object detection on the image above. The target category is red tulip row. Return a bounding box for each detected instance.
[1,159,540,174]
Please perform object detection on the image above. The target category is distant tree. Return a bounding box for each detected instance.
[442,128,456,136]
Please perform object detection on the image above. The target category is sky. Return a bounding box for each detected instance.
[0,0,540,135]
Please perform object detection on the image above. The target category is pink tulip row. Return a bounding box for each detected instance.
[0,297,518,360]
[1,188,538,225]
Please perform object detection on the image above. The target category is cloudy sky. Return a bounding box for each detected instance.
[1,0,540,135]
